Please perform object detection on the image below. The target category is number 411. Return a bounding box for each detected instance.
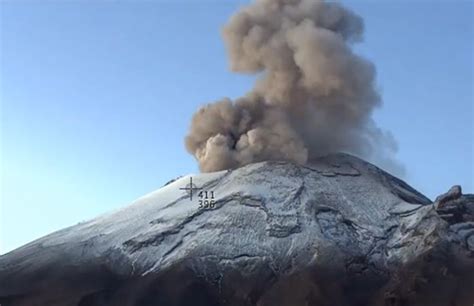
[198,190,214,199]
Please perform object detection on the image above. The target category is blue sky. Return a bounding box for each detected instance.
[1,0,472,254]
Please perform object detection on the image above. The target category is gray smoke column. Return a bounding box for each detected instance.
[186,0,402,174]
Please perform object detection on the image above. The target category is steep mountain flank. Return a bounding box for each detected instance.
[0,153,472,306]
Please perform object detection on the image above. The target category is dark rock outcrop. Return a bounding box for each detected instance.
[0,153,472,306]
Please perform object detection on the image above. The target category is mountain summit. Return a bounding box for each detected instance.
[0,153,473,306]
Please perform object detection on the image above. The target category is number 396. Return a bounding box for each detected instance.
[199,199,215,209]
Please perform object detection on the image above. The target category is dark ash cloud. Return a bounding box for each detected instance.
[186,0,403,175]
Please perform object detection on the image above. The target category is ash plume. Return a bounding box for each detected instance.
[186,0,403,174]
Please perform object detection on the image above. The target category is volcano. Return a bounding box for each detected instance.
[0,153,473,306]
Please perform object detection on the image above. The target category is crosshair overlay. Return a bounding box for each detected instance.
[179,177,203,201]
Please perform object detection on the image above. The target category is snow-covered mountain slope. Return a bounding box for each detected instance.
[0,153,472,306]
